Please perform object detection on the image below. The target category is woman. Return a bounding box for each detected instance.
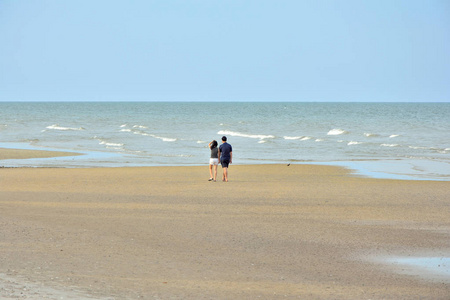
[208,140,219,181]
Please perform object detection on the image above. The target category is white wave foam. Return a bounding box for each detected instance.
[133,125,148,129]
[409,146,428,150]
[99,141,124,147]
[160,137,177,142]
[364,133,379,137]
[327,129,347,135]
[218,130,275,140]
[348,141,362,145]
[315,139,324,142]
[120,124,127,128]
[120,128,176,142]
[133,131,149,137]
[389,134,400,138]
[283,136,302,140]
[46,124,84,131]
[381,144,399,147]
[284,136,311,141]
[162,154,193,158]
[149,134,177,142]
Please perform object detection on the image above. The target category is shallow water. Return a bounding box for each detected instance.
[1,102,449,180]
[380,257,450,282]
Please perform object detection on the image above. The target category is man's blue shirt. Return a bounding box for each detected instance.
[219,142,232,160]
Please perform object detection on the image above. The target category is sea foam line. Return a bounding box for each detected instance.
[151,135,177,142]
[327,129,347,135]
[136,131,177,142]
[364,133,379,137]
[348,141,363,145]
[218,130,275,140]
[45,124,85,131]
[99,141,124,147]
[283,136,312,141]
[133,125,148,129]
[120,126,177,142]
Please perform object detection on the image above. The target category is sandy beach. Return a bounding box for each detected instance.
[0,148,82,160]
[0,149,449,299]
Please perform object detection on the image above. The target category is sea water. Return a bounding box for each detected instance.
[0,102,449,180]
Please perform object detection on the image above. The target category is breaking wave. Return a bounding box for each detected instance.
[327,129,347,135]
[364,133,379,137]
[120,125,177,142]
[99,141,124,147]
[218,130,275,141]
[45,124,85,131]
[283,136,312,141]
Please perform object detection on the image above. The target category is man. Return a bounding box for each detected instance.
[218,136,232,182]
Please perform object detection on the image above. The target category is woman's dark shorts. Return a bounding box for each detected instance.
[221,159,230,168]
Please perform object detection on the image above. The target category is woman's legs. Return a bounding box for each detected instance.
[209,164,213,179]
[213,164,217,181]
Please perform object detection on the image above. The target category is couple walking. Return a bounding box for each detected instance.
[208,136,232,182]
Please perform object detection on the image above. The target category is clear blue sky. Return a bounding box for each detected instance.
[0,0,449,102]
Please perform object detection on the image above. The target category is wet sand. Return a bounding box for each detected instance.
[0,148,81,160]
[0,151,449,299]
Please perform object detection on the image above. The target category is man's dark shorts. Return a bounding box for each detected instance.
[221,159,230,168]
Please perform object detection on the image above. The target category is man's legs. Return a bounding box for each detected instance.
[223,167,228,182]
[221,159,229,182]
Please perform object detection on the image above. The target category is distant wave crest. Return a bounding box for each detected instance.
[364,133,379,137]
[120,125,177,142]
[99,141,124,147]
[327,129,347,135]
[218,130,275,141]
[283,136,312,141]
[46,124,85,131]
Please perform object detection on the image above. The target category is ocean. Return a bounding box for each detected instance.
[1,102,449,181]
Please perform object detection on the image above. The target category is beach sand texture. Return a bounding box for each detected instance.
[0,148,81,160]
[1,155,449,298]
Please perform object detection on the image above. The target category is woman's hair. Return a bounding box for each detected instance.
[210,140,218,149]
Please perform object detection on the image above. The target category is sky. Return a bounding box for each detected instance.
[0,0,449,102]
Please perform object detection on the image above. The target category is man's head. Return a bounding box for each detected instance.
[222,136,227,142]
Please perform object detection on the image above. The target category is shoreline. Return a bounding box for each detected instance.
[0,147,82,160]
[1,146,449,182]
[1,164,449,299]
